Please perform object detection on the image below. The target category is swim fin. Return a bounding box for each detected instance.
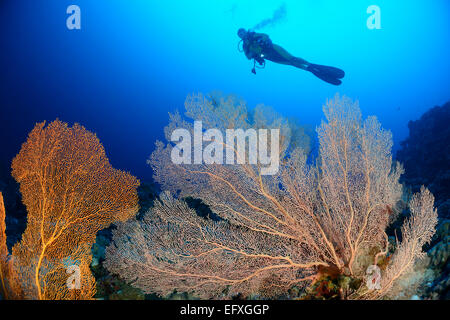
[306,63,345,86]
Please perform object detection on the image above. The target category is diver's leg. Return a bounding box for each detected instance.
[265,44,309,70]
[264,44,345,85]
[290,57,309,70]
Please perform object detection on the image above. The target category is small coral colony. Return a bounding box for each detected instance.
[0,94,437,300]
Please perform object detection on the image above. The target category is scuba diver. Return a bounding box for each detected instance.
[237,28,345,85]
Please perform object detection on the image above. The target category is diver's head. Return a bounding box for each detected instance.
[237,28,247,39]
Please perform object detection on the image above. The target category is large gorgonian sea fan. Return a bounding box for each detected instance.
[105,93,437,299]
[0,120,140,300]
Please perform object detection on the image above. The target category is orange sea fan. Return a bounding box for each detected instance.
[3,120,140,300]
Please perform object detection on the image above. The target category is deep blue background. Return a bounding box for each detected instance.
[1,0,449,180]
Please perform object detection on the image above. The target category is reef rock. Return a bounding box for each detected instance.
[397,101,450,299]
[397,101,450,215]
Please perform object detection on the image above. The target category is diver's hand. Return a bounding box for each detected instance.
[255,55,265,65]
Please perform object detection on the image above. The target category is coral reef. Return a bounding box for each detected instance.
[397,102,450,216]
[1,98,447,301]
[425,220,450,299]
[396,101,450,299]
[105,94,437,300]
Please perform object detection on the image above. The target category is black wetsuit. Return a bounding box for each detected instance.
[241,31,345,85]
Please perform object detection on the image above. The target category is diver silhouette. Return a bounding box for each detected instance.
[237,28,345,85]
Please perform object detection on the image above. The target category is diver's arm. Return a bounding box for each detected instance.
[254,33,272,47]
[243,42,255,60]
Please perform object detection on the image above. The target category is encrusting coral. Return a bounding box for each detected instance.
[0,192,21,299]
[105,93,437,299]
[0,192,7,296]
[0,120,140,300]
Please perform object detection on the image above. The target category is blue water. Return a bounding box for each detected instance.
[1,0,449,180]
